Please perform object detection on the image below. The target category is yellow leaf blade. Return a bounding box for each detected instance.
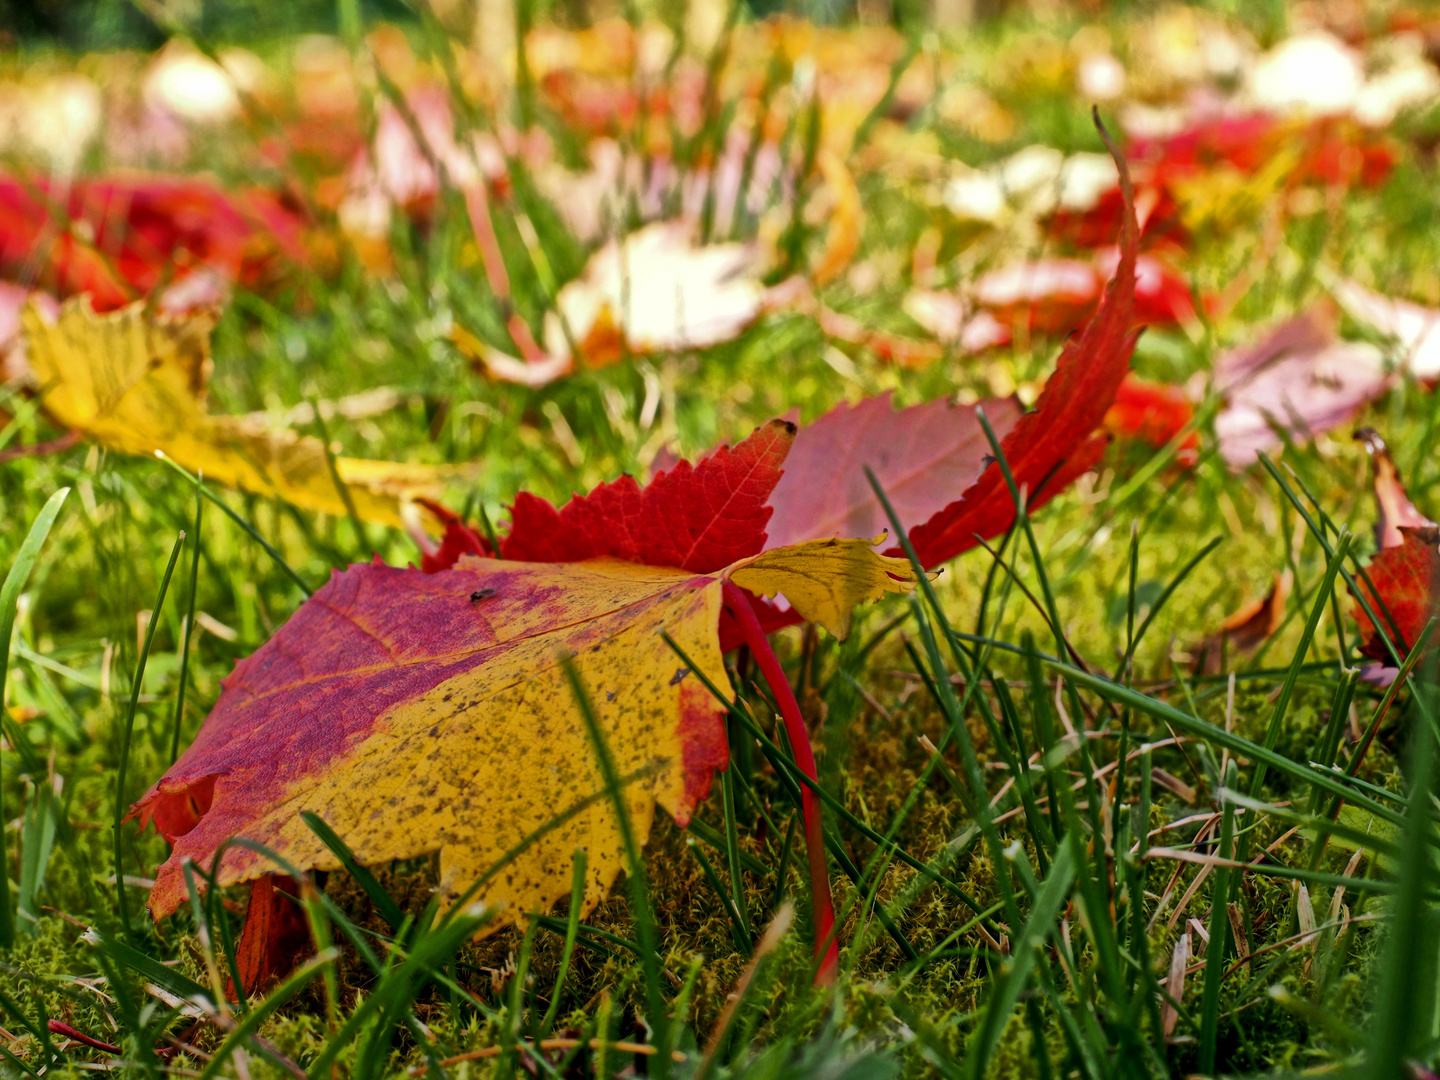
[725,535,921,639]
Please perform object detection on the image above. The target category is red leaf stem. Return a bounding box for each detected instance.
[48,1020,121,1055]
[720,580,838,984]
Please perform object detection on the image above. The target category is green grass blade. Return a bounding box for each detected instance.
[0,486,69,948]
[1047,659,1406,828]
[965,839,1077,1080]
[300,810,405,933]
[86,923,213,1004]
[1367,682,1439,1077]
[720,761,752,939]
[169,483,203,762]
[15,781,58,937]
[563,654,669,1074]
[1198,761,1239,1072]
[538,848,587,1039]
[113,531,184,942]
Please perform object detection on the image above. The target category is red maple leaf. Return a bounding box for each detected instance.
[425,122,1140,585]
[501,419,795,573]
[1356,527,1440,663]
[0,176,309,311]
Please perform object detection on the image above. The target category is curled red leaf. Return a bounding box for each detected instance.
[906,123,1138,568]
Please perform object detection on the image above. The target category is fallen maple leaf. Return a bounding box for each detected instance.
[132,538,916,967]
[0,176,310,312]
[1103,372,1199,467]
[22,297,470,527]
[1353,429,1440,664]
[457,222,773,387]
[1213,307,1389,469]
[545,223,769,363]
[455,132,869,385]
[1190,570,1292,675]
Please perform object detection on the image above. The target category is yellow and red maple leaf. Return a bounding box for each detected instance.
[132,538,915,960]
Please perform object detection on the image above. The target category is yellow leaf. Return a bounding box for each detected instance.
[135,538,918,929]
[23,296,471,527]
[727,535,919,639]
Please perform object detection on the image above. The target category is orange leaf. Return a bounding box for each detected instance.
[1189,571,1292,676]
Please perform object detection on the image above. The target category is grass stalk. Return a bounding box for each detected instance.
[0,488,68,949]
[562,655,670,1074]
[112,530,184,942]
[169,482,202,762]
